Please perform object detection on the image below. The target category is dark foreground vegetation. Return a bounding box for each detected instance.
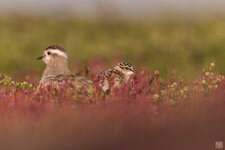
[0,62,224,150]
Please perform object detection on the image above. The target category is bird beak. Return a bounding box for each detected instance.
[36,56,43,60]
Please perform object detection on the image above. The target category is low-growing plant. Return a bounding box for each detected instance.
[0,62,224,150]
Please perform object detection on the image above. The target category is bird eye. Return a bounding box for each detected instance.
[47,52,51,55]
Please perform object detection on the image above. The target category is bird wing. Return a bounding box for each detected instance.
[42,74,94,93]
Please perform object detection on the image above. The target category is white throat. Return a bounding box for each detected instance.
[126,71,134,76]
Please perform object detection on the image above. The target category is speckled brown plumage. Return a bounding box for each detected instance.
[99,62,135,92]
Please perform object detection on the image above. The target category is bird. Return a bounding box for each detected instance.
[98,62,135,93]
[36,45,94,92]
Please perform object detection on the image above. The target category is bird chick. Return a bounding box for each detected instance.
[99,62,135,93]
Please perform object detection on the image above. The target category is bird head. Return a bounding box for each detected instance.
[114,62,135,77]
[37,45,68,65]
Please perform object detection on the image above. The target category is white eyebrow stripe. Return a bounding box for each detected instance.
[49,49,68,59]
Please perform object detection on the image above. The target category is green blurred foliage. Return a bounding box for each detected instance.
[0,15,225,79]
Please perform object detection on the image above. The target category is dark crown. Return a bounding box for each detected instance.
[117,62,134,71]
[45,45,66,52]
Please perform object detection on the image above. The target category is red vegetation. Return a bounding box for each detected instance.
[0,62,224,150]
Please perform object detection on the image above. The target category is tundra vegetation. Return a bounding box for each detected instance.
[0,15,225,149]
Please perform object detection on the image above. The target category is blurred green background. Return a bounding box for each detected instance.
[0,15,225,80]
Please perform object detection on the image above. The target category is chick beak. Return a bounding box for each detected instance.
[36,56,43,60]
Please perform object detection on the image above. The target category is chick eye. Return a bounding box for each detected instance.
[47,52,51,55]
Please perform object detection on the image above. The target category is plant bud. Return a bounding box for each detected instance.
[210,62,215,67]
[154,70,159,77]
[201,80,206,84]
[205,72,210,76]
[153,94,159,102]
